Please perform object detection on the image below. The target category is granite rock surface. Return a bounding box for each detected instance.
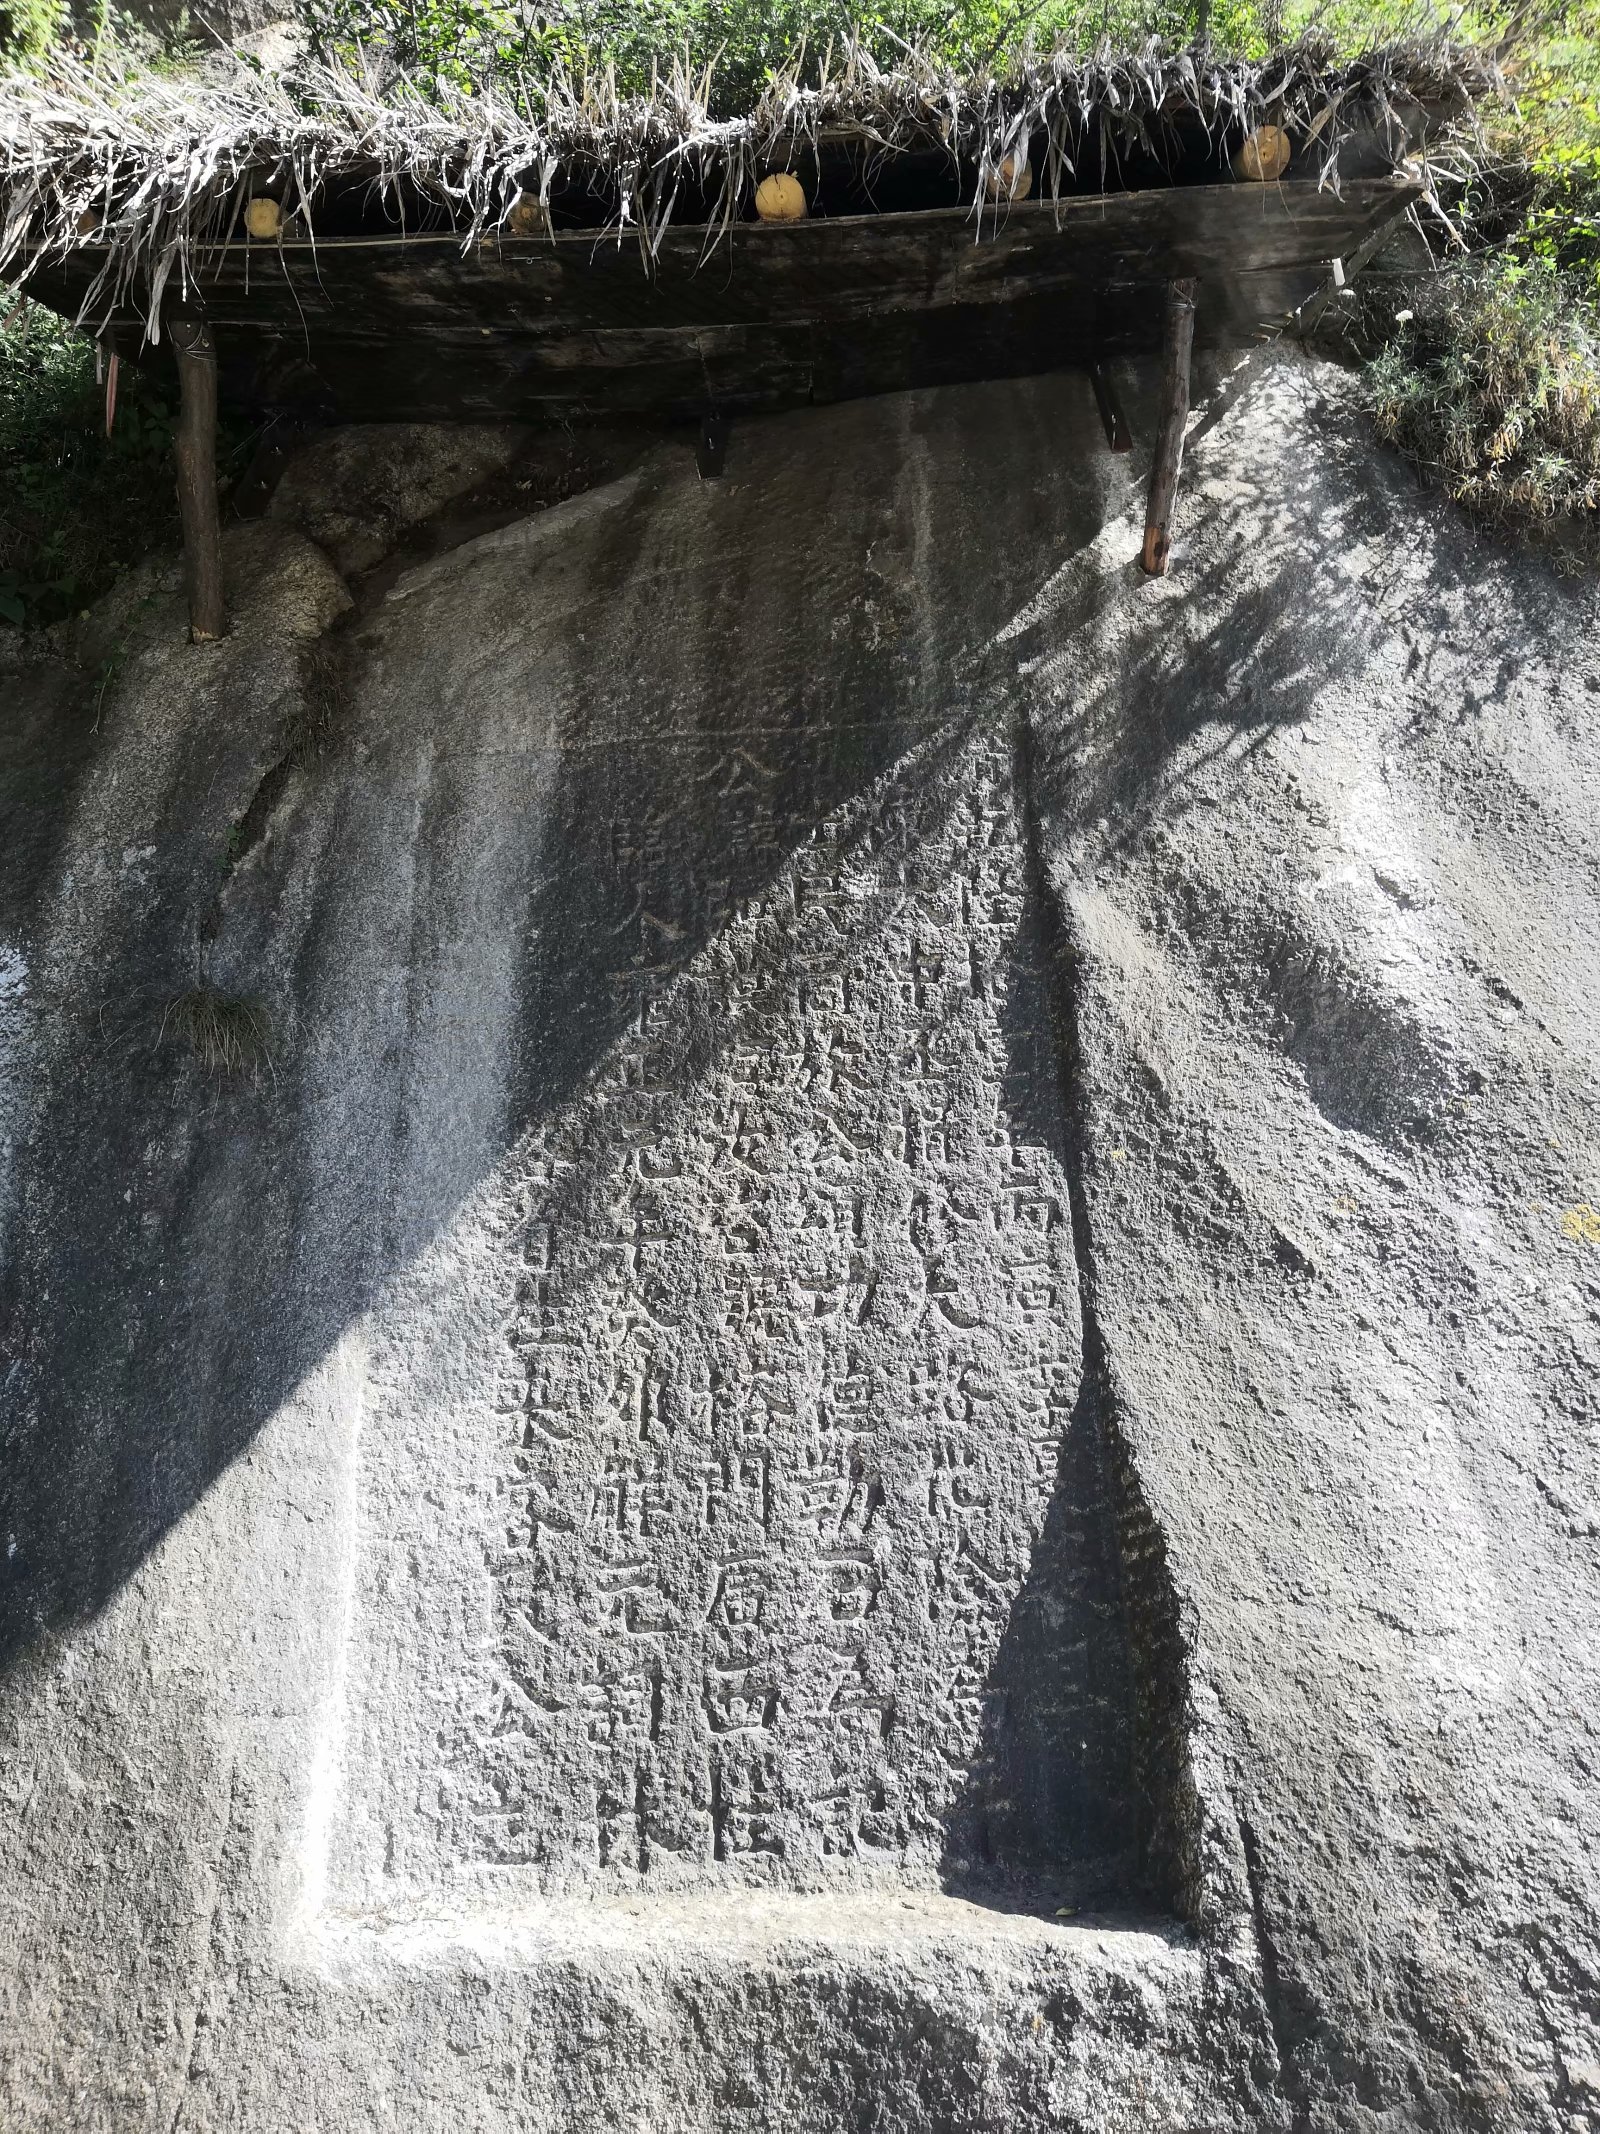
[2,352,1598,2133]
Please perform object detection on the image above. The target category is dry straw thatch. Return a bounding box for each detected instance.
[0,32,1496,341]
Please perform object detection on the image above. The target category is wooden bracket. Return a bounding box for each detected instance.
[696,411,728,480]
[1141,277,1198,578]
[1090,363,1132,453]
[169,314,225,643]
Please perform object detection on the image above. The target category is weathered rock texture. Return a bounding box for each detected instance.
[2,353,1599,2133]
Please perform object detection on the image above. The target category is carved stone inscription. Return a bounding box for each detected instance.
[435,726,1125,1896]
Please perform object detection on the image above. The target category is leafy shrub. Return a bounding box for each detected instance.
[1365,259,1600,553]
[0,0,63,67]
[0,300,181,628]
[295,0,1456,107]
[1354,6,1600,556]
[296,0,1205,104]
[1506,17,1600,293]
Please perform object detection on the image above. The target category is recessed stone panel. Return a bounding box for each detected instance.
[329,716,1139,1915]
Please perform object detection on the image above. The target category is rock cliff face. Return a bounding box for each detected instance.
[3,353,1599,2134]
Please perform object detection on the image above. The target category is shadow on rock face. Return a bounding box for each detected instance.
[943,1372,1144,1912]
[7,352,1530,1925]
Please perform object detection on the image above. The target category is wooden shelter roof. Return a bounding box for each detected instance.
[22,172,1420,424]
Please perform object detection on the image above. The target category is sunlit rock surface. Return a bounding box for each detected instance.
[2,353,1599,2133]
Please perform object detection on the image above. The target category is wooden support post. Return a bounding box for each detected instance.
[1141,277,1197,578]
[170,315,225,643]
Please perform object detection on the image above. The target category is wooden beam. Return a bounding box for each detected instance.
[169,315,225,643]
[1141,277,1197,578]
[16,178,1422,429]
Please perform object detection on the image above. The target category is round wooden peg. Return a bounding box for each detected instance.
[506,191,542,236]
[755,173,808,223]
[1233,126,1292,182]
[985,154,1033,203]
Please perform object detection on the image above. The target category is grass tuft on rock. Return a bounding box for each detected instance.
[161,988,270,1076]
[284,637,350,767]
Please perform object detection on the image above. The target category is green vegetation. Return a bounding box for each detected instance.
[293,0,1506,104]
[0,298,182,627]
[0,3,214,629]
[301,1,1222,101]
[0,0,61,68]
[1365,262,1600,549]
[1501,12,1600,293]
[1355,4,1600,559]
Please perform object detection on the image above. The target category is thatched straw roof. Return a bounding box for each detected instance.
[0,33,1496,341]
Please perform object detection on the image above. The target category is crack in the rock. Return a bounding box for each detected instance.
[205,632,356,952]
[1240,1814,1315,2131]
[167,1756,238,2134]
